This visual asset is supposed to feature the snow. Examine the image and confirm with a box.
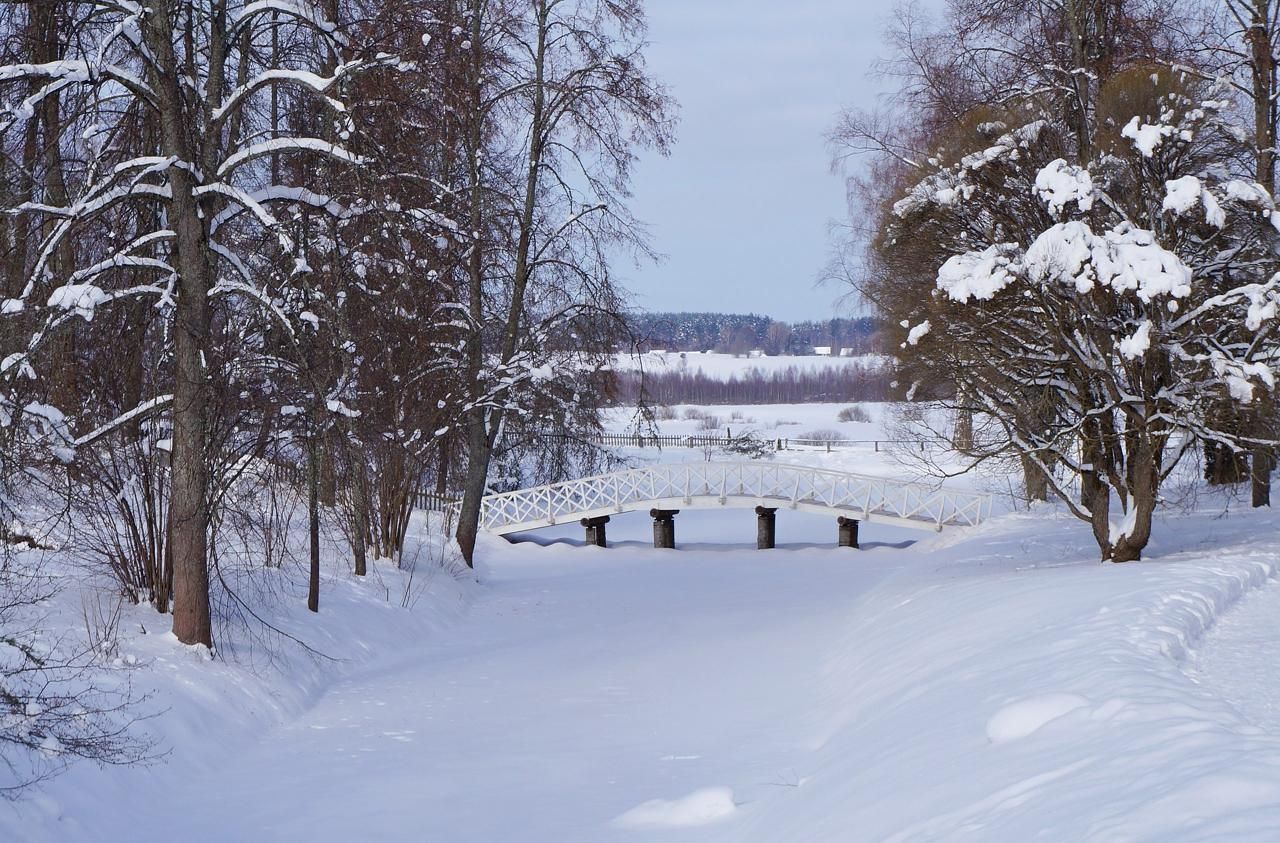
[985,694,1089,743]
[1164,174,1202,214]
[1188,585,1280,732]
[8,407,1280,841]
[1121,116,1175,157]
[1117,319,1153,359]
[905,319,931,346]
[1164,176,1225,227]
[1025,221,1192,300]
[1035,158,1094,214]
[1224,179,1273,206]
[612,786,737,828]
[936,243,1021,302]
[46,283,109,321]
[325,398,360,418]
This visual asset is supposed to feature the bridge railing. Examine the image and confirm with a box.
[472,461,991,534]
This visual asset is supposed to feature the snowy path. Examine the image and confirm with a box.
[1187,577,1280,733]
[22,505,1280,842]
[108,529,902,842]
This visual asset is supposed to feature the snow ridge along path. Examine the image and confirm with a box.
[9,503,1280,841]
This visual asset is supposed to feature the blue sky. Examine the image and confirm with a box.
[619,1,913,322]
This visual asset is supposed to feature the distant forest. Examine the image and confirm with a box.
[614,363,892,406]
[628,312,882,355]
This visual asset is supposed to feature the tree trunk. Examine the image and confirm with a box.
[1254,446,1275,508]
[1109,438,1158,563]
[435,435,450,496]
[347,433,369,576]
[1204,441,1249,485]
[952,405,973,452]
[34,2,77,410]
[1080,424,1113,559]
[307,435,320,612]
[1020,453,1048,503]
[1247,3,1275,508]
[455,408,491,565]
[145,4,212,647]
[455,0,489,568]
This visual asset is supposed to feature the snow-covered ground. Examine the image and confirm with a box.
[605,401,890,439]
[7,406,1280,841]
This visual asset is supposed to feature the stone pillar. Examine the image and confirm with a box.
[837,516,860,549]
[755,506,777,549]
[650,508,679,549]
[581,516,610,548]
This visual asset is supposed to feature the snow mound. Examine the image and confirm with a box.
[986,693,1088,743]
[612,786,737,829]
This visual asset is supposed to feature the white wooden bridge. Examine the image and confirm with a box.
[465,462,991,543]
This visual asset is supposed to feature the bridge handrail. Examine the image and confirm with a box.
[464,461,992,534]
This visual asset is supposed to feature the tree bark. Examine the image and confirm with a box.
[1020,453,1049,503]
[1254,445,1275,507]
[1246,1,1275,507]
[455,0,490,567]
[144,2,212,647]
[455,409,490,565]
[1110,436,1158,563]
[307,435,320,612]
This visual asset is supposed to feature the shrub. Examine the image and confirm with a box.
[837,406,872,423]
[799,428,843,443]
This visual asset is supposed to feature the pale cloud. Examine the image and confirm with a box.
[622,0,921,320]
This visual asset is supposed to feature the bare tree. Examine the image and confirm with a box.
[451,0,674,565]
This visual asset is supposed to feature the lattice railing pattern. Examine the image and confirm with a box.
[467,462,992,535]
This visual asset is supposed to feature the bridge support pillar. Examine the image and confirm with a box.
[838,516,860,549]
[581,516,610,548]
[755,506,777,549]
[650,509,679,549]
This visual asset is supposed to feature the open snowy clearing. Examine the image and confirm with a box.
[7,487,1280,841]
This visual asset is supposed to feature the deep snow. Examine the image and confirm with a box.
[6,416,1280,841]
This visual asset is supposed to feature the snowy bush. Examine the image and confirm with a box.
[837,406,871,423]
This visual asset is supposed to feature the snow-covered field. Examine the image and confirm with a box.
[606,401,889,438]
[6,405,1280,841]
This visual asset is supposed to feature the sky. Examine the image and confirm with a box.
[618,1,914,322]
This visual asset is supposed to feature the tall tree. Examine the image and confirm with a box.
[0,1,386,645]
[451,0,674,565]
[836,1,1280,561]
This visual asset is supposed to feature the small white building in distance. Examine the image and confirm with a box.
[813,346,832,356]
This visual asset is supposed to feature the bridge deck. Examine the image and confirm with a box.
[468,461,991,536]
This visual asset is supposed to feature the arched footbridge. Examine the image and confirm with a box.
[457,462,992,548]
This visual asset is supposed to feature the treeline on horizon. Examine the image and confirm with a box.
[628,312,882,356]
[613,363,892,406]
